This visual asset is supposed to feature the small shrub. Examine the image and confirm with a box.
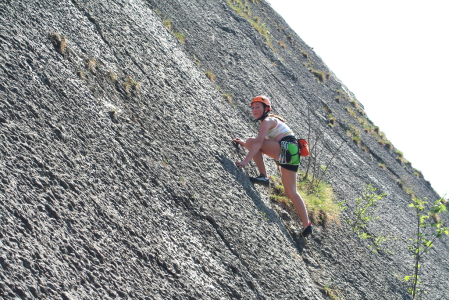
[174,31,186,43]
[396,150,408,165]
[123,76,140,94]
[324,284,342,300]
[228,0,271,46]
[356,116,366,126]
[163,18,172,30]
[86,59,96,71]
[341,184,388,251]
[348,124,362,146]
[400,182,415,198]
[191,55,201,66]
[49,33,69,56]
[345,106,356,117]
[222,92,233,103]
[76,70,85,79]
[349,99,359,109]
[311,69,325,82]
[109,70,117,82]
[385,140,394,150]
[405,198,449,298]
[328,114,336,127]
[205,70,216,82]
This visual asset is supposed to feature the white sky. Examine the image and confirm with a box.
[267,0,449,199]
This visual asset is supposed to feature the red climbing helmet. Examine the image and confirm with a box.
[251,95,272,112]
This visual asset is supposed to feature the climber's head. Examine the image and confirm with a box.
[251,95,271,121]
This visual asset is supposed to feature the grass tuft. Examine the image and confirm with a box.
[310,68,326,82]
[174,31,186,43]
[163,18,172,30]
[270,175,340,225]
[49,33,69,56]
[228,0,272,46]
[222,92,233,104]
[86,59,96,71]
[123,76,140,94]
[205,70,216,82]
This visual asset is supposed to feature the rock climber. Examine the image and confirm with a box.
[233,95,312,237]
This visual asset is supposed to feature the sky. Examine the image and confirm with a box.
[267,0,448,199]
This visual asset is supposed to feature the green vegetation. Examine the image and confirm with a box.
[310,69,326,82]
[191,55,201,66]
[205,70,216,82]
[270,175,340,225]
[163,18,172,30]
[222,92,233,103]
[324,284,343,300]
[328,113,336,127]
[405,197,449,298]
[347,124,362,146]
[123,76,140,94]
[227,0,272,46]
[395,149,410,165]
[398,180,416,198]
[85,59,96,71]
[76,70,85,79]
[48,32,69,56]
[174,31,186,43]
[163,18,186,43]
[109,70,117,82]
[340,184,391,252]
[345,106,356,117]
[413,169,423,178]
[341,185,448,297]
[343,185,385,233]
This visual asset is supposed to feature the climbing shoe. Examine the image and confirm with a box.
[301,222,313,237]
[250,175,270,186]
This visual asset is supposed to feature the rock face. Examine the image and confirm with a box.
[0,0,447,299]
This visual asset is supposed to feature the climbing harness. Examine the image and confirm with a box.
[276,136,300,166]
[277,140,299,164]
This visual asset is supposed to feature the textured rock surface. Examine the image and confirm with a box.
[0,0,447,299]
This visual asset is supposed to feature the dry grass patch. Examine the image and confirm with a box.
[270,175,340,225]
